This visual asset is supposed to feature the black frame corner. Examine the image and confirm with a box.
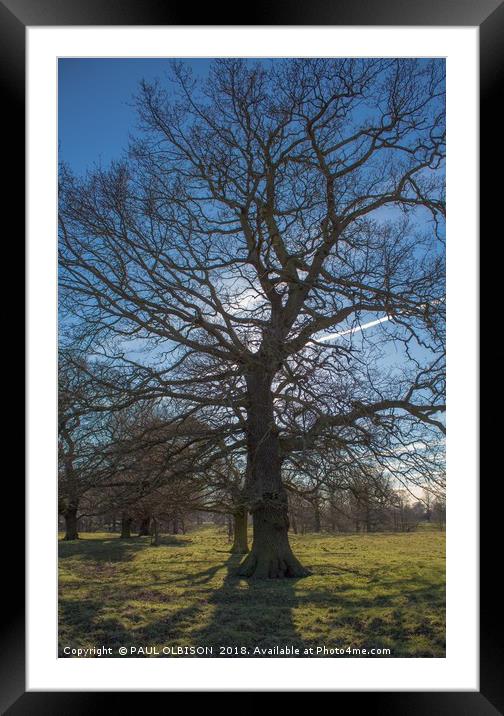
[6,0,500,711]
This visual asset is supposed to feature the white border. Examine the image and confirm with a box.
[27,26,478,691]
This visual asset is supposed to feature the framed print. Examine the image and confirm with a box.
[2,0,499,710]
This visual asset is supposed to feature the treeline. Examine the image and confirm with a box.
[59,349,445,554]
[288,488,445,534]
[59,482,446,544]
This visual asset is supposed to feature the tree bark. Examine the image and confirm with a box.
[138,515,151,536]
[230,508,249,554]
[120,513,132,538]
[63,503,79,541]
[236,369,310,579]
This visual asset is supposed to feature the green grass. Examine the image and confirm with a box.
[59,527,445,658]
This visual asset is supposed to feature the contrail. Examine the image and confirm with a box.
[317,314,392,343]
[316,298,443,344]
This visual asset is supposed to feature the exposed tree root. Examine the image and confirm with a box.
[236,550,311,579]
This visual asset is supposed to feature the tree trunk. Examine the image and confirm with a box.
[150,517,160,546]
[230,508,249,554]
[290,512,298,535]
[138,515,151,536]
[63,503,79,541]
[236,369,310,579]
[120,513,132,538]
[313,500,321,533]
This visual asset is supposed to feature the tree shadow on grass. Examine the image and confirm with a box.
[59,537,148,563]
[158,535,192,547]
[65,554,312,657]
[58,539,445,659]
[58,597,134,656]
[184,554,312,657]
[58,533,191,563]
[185,556,445,658]
[164,562,228,587]
[304,571,445,657]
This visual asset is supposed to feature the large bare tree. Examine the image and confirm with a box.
[59,58,445,577]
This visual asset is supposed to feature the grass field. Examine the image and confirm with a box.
[59,527,445,658]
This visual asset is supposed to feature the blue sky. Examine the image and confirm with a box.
[59,58,213,174]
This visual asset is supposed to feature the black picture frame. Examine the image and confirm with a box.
[3,0,498,710]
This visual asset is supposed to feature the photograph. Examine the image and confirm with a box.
[57,56,446,660]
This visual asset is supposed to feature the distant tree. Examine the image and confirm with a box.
[59,58,445,577]
[432,495,446,530]
[58,351,113,540]
[201,454,250,554]
[98,407,224,536]
[422,487,433,522]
